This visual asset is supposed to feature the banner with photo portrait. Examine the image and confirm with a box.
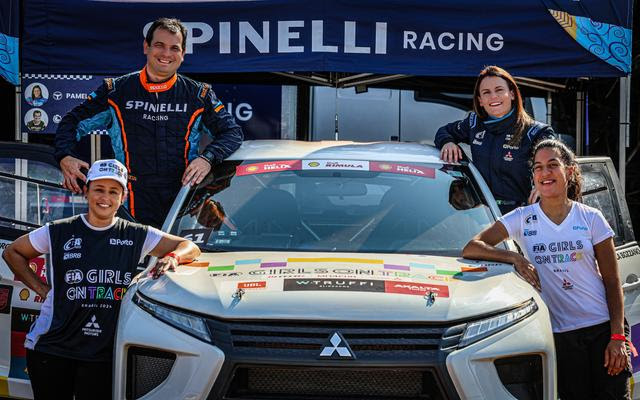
[21,74,107,135]
[21,74,282,139]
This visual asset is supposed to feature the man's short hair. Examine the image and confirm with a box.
[33,110,42,117]
[145,17,187,52]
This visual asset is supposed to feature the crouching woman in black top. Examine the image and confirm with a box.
[2,159,200,399]
[435,65,555,214]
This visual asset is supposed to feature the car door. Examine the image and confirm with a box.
[578,156,640,395]
[0,141,89,399]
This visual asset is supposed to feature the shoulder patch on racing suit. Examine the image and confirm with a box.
[469,112,477,129]
[199,83,210,100]
[104,78,114,92]
[526,122,544,141]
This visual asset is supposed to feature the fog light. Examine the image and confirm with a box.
[495,355,543,400]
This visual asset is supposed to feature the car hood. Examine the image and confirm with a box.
[137,252,535,321]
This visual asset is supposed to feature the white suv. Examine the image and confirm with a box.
[115,140,556,400]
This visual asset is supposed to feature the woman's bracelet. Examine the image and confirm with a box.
[165,252,181,264]
[611,334,638,357]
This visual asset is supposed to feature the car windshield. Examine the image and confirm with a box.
[171,159,495,256]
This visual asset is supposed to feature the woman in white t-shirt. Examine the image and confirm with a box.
[463,139,632,400]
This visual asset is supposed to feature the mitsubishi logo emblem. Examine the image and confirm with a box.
[85,315,100,329]
[318,332,355,359]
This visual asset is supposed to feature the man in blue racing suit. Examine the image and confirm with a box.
[54,18,243,228]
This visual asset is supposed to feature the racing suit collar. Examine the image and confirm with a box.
[484,108,514,124]
[139,66,178,93]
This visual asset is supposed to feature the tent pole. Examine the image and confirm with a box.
[619,76,630,193]
[15,83,25,142]
[575,91,585,155]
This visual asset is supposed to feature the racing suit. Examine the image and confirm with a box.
[54,68,243,227]
[434,110,555,214]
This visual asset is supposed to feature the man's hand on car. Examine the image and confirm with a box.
[60,155,90,193]
[182,157,212,186]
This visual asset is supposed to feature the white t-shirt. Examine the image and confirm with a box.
[499,202,614,333]
[29,215,163,260]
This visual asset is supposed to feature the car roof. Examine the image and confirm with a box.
[228,140,445,164]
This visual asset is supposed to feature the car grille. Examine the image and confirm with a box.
[210,320,466,361]
[126,346,176,399]
[225,366,445,399]
[206,320,465,399]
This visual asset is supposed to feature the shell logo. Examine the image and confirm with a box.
[378,164,392,170]
[19,288,30,301]
[308,162,320,167]
[246,166,259,172]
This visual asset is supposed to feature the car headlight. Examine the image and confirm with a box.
[133,291,212,343]
[459,298,538,348]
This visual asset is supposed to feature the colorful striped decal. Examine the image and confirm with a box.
[235,259,261,265]
[205,258,491,276]
[208,265,234,271]
[287,257,384,264]
[461,266,488,272]
[384,264,410,271]
[409,262,436,269]
[261,262,287,268]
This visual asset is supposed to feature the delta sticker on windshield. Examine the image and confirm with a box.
[236,160,301,176]
[370,162,435,178]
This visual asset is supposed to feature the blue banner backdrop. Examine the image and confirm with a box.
[21,0,632,78]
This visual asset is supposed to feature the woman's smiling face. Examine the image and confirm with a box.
[532,147,572,199]
[477,76,514,118]
[86,179,125,220]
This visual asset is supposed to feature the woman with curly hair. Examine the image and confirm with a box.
[463,139,633,399]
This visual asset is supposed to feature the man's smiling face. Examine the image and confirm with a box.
[143,28,185,81]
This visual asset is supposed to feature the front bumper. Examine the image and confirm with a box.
[114,288,555,400]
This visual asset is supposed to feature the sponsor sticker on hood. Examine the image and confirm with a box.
[205,257,489,283]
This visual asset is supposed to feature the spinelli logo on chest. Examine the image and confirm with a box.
[125,101,188,113]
